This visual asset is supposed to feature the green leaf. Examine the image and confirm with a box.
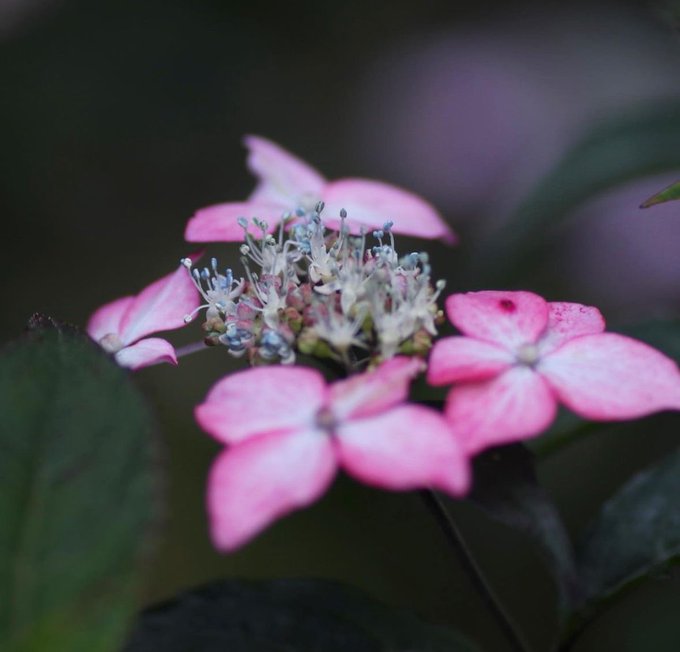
[574,447,680,610]
[478,102,680,278]
[124,579,480,652]
[640,179,680,207]
[0,320,157,652]
[468,445,577,617]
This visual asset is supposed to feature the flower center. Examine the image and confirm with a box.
[315,406,337,433]
[516,343,540,367]
[182,209,444,369]
[99,333,124,354]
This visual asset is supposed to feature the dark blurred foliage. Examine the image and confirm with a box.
[1,1,679,650]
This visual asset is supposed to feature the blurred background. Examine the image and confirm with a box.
[2,0,680,650]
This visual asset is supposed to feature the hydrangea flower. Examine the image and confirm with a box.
[183,211,445,368]
[87,260,200,370]
[184,135,457,244]
[427,290,680,455]
[195,357,470,551]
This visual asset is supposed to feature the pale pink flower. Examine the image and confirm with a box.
[184,135,457,244]
[195,357,469,551]
[427,290,680,455]
[87,261,200,370]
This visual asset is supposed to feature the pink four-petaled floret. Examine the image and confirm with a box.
[427,290,680,455]
[195,356,470,551]
[87,260,200,370]
[184,135,457,244]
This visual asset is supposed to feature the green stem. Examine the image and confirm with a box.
[420,490,533,652]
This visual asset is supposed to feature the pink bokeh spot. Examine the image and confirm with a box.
[195,356,470,551]
[428,290,680,455]
[86,259,200,370]
[184,135,457,244]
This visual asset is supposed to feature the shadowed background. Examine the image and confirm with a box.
[1,0,679,650]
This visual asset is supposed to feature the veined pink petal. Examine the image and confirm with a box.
[195,366,328,445]
[427,336,513,386]
[445,367,557,455]
[118,262,200,345]
[244,134,326,206]
[539,333,680,420]
[321,178,457,243]
[114,337,177,370]
[208,429,337,551]
[539,302,606,355]
[87,296,134,342]
[446,291,549,350]
[335,405,470,496]
[329,356,423,421]
[185,200,284,242]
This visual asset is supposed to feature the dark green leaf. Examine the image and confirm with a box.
[478,102,680,279]
[469,445,577,617]
[574,447,680,609]
[124,579,479,652]
[0,322,157,652]
[640,179,680,207]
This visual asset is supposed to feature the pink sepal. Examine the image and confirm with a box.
[322,178,456,244]
[427,336,513,385]
[185,201,284,242]
[446,291,549,349]
[195,366,327,445]
[118,262,200,345]
[336,405,470,496]
[87,296,134,343]
[445,367,557,455]
[114,337,177,370]
[539,333,680,420]
[207,429,336,551]
[329,356,423,420]
[539,302,606,355]
[244,134,326,205]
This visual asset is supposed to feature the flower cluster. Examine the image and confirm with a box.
[182,206,446,368]
[86,135,680,552]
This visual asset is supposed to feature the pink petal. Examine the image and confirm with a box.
[244,135,326,206]
[321,178,457,243]
[185,200,284,242]
[208,429,337,551]
[539,302,606,355]
[329,356,423,421]
[87,296,134,342]
[335,405,470,496]
[114,337,177,370]
[195,366,328,445]
[539,333,680,420]
[446,291,549,350]
[118,262,200,345]
[445,367,558,455]
[427,336,513,385]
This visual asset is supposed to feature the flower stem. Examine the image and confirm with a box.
[419,490,533,652]
[174,341,210,359]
